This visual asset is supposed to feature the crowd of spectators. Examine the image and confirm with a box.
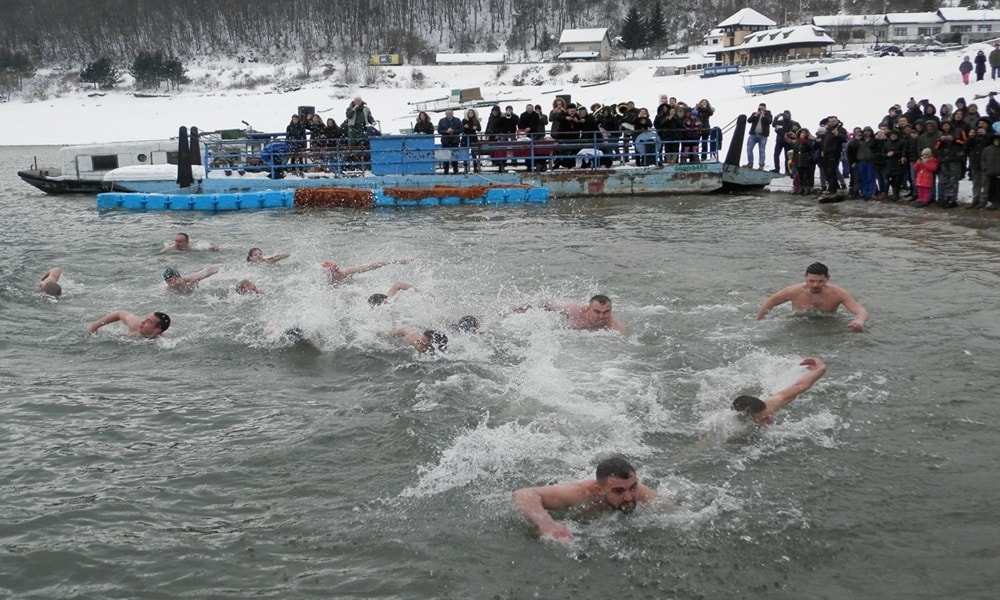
[769,93,1000,209]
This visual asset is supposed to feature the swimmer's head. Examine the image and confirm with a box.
[247,247,263,262]
[236,279,259,294]
[153,311,171,332]
[805,262,829,277]
[41,281,62,297]
[731,395,766,415]
[456,315,480,332]
[595,456,640,513]
[163,267,181,281]
[367,293,389,307]
[422,329,448,353]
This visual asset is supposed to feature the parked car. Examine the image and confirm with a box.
[875,44,904,57]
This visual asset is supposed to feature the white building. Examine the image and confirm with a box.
[557,28,611,60]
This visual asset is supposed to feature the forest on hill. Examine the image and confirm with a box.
[0,0,960,67]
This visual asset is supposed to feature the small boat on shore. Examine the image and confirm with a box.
[742,65,849,95]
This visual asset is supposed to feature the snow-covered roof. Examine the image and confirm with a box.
[884,12,943,25]
[557,51,600,60]
[937,7,1000,22]
[812,15,886,28]
[558,28,608,44]
[718,8,777,29]
[708,25,834,54]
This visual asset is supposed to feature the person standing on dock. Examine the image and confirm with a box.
[346,97,375,147]
[745,102,773,170]
[437,108,463,174]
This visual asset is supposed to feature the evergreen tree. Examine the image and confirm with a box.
[80,57,122,89]
[620,5,648,58]
[648,1,667,56]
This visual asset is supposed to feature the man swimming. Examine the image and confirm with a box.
[731,357,827,426]
[160,232,219,253]
[38,267,63,297]
[757,262,869,331]
[163,266,219,293]
[512,457,657,541]
[88,310,170,339]
[390,327,448,354]
[528,294,627,335]
[323,258,410,283]
[367,281,415,306]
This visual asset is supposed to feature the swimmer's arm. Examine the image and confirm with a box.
[839,292,869,331]
[756,285,796,320]
[189,266,220,282]
[538,299,573,314]
[512,482,593,540]
[41,268,61,282]
[608,316,628,336]
[88,310,130,334]
[763,358,827,414]
[266,253,290,264]
[159,243,176,254]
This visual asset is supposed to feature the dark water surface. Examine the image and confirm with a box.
[2,145,999,599]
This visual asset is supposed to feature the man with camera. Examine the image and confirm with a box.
[745,103,773,170]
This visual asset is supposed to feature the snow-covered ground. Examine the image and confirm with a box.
[3,48,994,169]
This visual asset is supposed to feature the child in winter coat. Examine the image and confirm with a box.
[960,56,974,85]
[914,147,939,205]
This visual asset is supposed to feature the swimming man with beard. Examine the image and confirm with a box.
[512,457,657,541]
[757,262,869,331]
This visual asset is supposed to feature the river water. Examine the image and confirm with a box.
[2,145,999,599]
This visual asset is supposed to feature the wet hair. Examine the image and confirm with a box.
[247,247,262,261]
[367,293,389,307]
[423,329,448,352]
[236,279,257,295]
[283,327,305,343]
[595,457,636,482]
[456,315,480,332]
[177,232,190,243]
[805,262,829,276]
[41,281,62,296]
[154,311,171,332]
[163,267,181,280]
[589,294,612,305]
[732,395,766,414]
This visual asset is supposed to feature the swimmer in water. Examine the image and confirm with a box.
[38,267,63,297]
[160,232,219,253]
[163,266,219,293]
[322,258,410,283]
[731,357,827,426]
[235,279,260,295]
[512,456,658,541]
[390,327,448,354]
[246,247,290,264]
[367,281,416,306]
[757,262,868,331]
[515,294,626,335]
[88,310,170,339]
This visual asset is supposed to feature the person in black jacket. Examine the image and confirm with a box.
[745,103,773,169]
[771,110,799,174]
[437,108,463,174]
[820,116,848,199]
[412,111,435,135]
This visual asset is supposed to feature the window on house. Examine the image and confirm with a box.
[894,27,907,37]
